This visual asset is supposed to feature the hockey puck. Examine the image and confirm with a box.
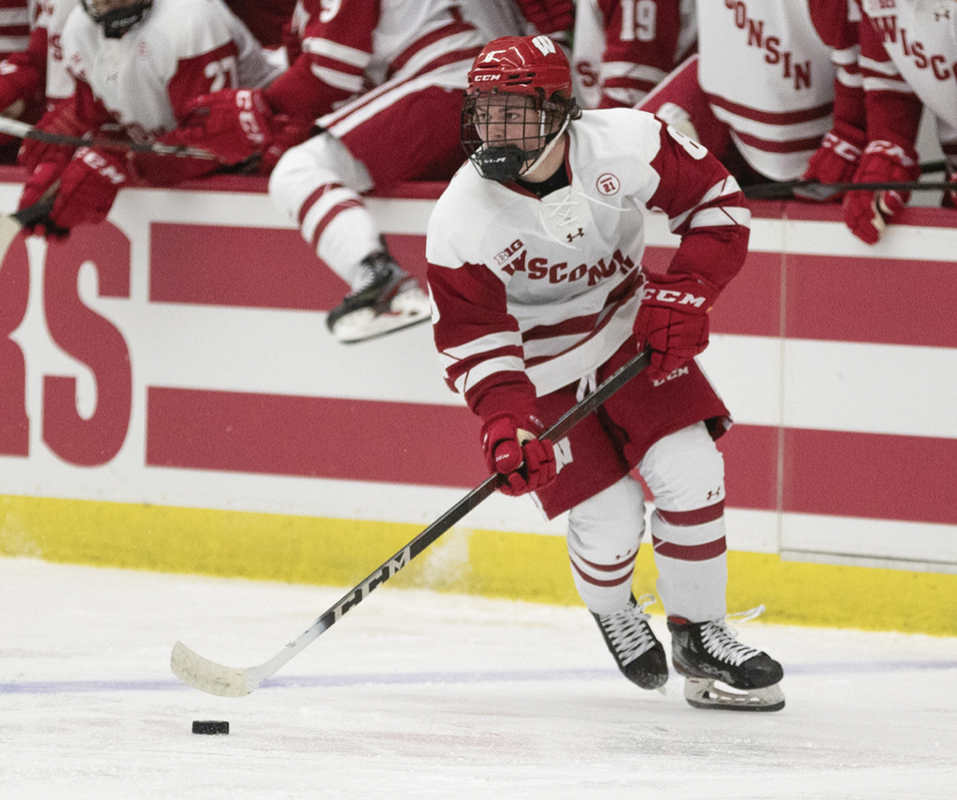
[192,720,229,735]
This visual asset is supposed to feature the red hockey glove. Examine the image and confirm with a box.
[516,0,575,34]
[174,88,274,165]
[258,114,314,175]
[18,97,88,171]
[481,412,557,497]
[800,121,867,198]
[943,171,957,210]
[16,160,67,237]
[42,147,131,233]
[842,140,919,245]
[634,272,719,381]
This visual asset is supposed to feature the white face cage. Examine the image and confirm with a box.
[461,91,577,182]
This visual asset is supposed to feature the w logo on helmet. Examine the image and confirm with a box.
[532,36,557,57]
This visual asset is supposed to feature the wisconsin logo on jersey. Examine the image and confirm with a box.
[500,247,637,286]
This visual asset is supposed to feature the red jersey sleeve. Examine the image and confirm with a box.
[857,6,922,149]
[427,259,539,421]
[645,122,750,291]
[264,0,378,122]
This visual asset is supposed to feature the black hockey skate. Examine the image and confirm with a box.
[668,615,785,712]
[593,595,669,690]
[326,251,430,343]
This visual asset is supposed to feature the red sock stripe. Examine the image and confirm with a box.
[569,558,635,588]
[568,549,635,573]
[309,198,364,253]
[651,535,727,562]
[298,182,343,228]
[655,501,724,526]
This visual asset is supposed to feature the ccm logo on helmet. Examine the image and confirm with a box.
[641,286,708,307]
[474,74,501,81]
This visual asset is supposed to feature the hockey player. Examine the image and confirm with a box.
[838,0,957,243]
[15,0,283,236]
[426,35,785,711]
[635,1,854,184]
[571,0,698,110]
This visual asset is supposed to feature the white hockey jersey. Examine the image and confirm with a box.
[859,0,957,132]
[697,0,837,180]
[61,0,282,136]
[34,0,77,102]
[427,109,750,401]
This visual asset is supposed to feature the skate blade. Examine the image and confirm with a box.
[329,306,430,343]
[683,677,785,712]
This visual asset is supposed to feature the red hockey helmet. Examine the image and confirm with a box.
[462,35,579,182]
[467,35,574,102]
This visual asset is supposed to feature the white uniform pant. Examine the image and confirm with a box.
[566,422,728,621]
[269,133,380,289]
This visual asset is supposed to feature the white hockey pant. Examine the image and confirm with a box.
[567,422,728,622]
[268,132,381,288]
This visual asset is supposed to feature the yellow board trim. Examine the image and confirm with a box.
[2,494,955,636]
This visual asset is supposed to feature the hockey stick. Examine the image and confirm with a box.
[171,348,652,697]
[0,116,218,160]
[743,178,954,201]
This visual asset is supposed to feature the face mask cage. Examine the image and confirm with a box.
[461,90,572,182]
[82,0,152,38]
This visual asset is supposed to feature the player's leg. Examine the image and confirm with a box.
[567,475,669,690]
[640,422,785,711]
[531,381,668,691]
[268,81,463,342]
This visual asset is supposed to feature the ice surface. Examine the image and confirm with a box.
[1,557,956,799]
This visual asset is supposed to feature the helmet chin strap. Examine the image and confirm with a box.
[518,114,571,179]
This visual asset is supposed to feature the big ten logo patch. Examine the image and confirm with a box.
[597,173,620,196]
[494,239,524,266]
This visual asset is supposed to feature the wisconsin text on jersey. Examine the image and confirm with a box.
[724,0,814,89]
[498,246,639,285]
[866,2,957,80]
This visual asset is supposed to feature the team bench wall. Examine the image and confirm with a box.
[1,168,955,585]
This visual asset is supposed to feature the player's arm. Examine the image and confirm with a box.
[634,118,750,379]
[261,0,377,123]
[803,0,867,193]
[842,10,923,244]
[427,258,555,497]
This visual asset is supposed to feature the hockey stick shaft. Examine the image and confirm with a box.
[171,348,651,697]
[744,177,952,201]
[0,115,218,160]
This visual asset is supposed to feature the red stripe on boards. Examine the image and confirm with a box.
[782,427,957,526]
[150,225,428,310]
[785,253,957,348]
[149,223,347,309]
[146,388,486,488]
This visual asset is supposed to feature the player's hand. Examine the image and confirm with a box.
[516,0,575,34]
[38,147,131,234]
[258,114,313,175]
[634,272,719,381]
[799,122,866,200]
[16,160,68,238]
[18,98,86,172]
[481,412,556,497]
[174,88,274,165]
[842,140,919,245]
